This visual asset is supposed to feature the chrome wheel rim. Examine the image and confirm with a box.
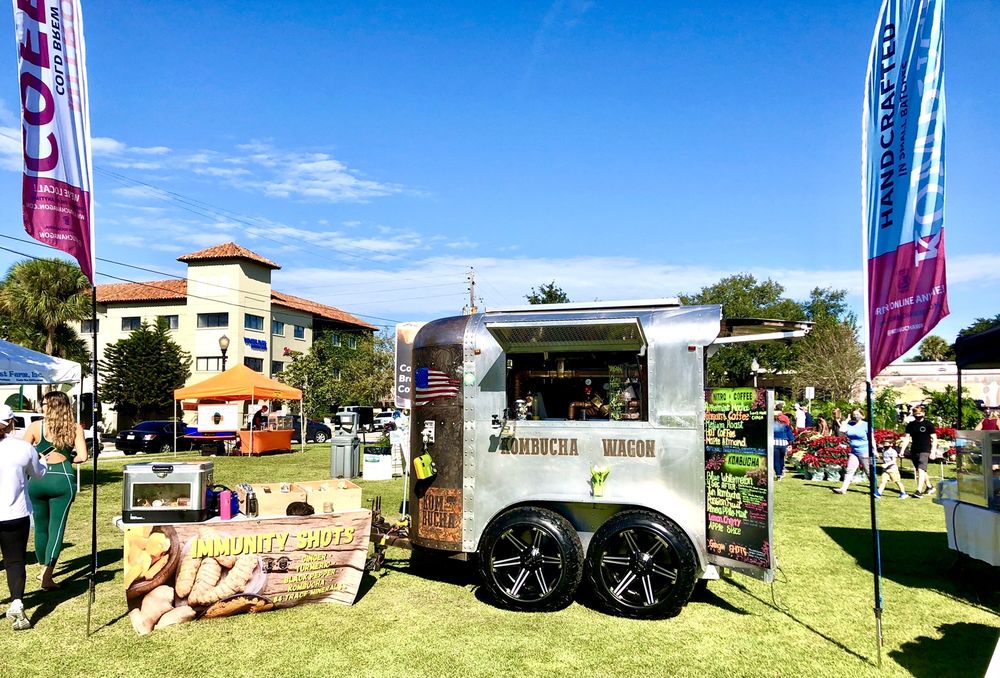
[595,527,679,609]
[489,523,565,602]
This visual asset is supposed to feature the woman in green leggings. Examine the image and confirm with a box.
[25,391,88,590]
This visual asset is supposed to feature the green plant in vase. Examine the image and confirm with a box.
[591,465,610,497]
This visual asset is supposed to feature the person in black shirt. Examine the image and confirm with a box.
[251,404,269,431]
[898,405,937,497]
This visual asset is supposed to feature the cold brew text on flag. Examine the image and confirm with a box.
[13,0,95,283]
[862,0,947,378]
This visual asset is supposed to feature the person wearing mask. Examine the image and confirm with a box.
[0,404,47,630]
[875,439,909,499]
[23,391,88,590]
[772,411,794,480]
[898,405,937,497]
[833,409,875,495]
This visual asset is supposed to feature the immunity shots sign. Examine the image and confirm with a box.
[122,511,371,635]
[704,388,774,581]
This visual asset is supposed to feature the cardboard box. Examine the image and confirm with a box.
[292,479,362,513]
[237,483,307,517]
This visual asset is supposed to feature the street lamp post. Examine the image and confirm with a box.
[751,359,760,388]
[219,334,230,371]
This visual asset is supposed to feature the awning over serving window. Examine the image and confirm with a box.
[485,318,646,353]
[711,318,812,345]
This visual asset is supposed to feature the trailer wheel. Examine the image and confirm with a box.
[586,510,697,619]
[478,507,583,612]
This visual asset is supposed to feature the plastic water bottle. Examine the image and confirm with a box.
[220,490,233,520]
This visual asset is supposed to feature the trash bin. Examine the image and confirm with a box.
[331,433,360,479]
[362,445,393,480]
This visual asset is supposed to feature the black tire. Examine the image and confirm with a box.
[477,506,583,612]
[123,449,137,456]
[313,430,329,444]
[586,510,697,619]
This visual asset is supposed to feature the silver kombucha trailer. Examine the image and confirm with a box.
[406,299,807,618]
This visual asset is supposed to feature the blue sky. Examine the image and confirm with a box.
[0,1,997,352]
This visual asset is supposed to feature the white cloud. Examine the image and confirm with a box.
[91,137,128,155]
[110,185,166,200]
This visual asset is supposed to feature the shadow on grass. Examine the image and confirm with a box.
[889,621,998,678]
[72,466,125,487]
[722,576,876,666]
[821,527,1000,612]
[22,548,121,625]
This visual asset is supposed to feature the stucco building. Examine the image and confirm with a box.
[83,242,375,429]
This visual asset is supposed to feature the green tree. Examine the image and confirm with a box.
[526,281,570,304]
[280,330,392,418]
[957,314,1000,339]
[338,333,394,406]
[872,386,902,431]
[790,320,865,401]
[0,258,91,356]
[100,320,191,427]
[680,274,807,386]
[921,385,982,429]
[908,335,954,362]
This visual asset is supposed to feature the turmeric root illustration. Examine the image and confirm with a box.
[187,557,222,606]
[175,555,202,599]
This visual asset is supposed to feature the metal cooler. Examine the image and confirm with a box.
[122,461,214,523]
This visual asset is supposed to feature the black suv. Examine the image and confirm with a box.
[288,415,333,444]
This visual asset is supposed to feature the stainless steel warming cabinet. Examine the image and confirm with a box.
[122,461,214,523]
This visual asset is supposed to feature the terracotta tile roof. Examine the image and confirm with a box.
[177,242,281,270]
[96,279,187,303]
[271,290,377,330]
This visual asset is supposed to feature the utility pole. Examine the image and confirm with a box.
[463,267,478,315]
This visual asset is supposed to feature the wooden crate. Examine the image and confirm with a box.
[237,483,307,517]
[292,479,363,513]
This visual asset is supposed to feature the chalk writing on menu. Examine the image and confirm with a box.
[704,388,773,574]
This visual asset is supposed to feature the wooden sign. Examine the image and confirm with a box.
[704,388,774,582]
[123,511,372,635]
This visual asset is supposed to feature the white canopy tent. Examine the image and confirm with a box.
[0,339,85,487]
[0,338,82,386]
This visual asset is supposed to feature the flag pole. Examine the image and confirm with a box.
[86,286,98,636]
[865,382,884,667]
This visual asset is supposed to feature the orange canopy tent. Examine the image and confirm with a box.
[174,364,302,401]
[174,365,303,455]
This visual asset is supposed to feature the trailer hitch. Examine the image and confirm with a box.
[366,495,411,572]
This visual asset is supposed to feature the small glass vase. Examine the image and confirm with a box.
[592,481,605,497]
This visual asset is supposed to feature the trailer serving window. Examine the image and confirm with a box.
[487,319,648,422]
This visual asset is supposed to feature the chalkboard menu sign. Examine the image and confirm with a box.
[704,388,774,581]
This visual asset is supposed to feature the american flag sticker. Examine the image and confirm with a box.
[414,367,460,405]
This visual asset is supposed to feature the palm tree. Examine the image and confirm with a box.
[0,258,91,355]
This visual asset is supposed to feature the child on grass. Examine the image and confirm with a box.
[876,439,908,499]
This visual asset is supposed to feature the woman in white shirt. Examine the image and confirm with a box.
[0,404,46,630]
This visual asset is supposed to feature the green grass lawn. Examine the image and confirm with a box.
[2,448,997,678]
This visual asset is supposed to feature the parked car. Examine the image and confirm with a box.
[373,410,398,431]
[116,420,191,455]
[287,415,332,444]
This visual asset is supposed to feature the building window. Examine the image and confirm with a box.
[331,333,341,346]
[272,320,285,336]
[122,317,141,331]
[81,319,99,333]
[244,357,264,372]
[347,335,357,349]
[159,315,179,330]
[245,314,264,331]
[196,357,223,372]
[197,312,229,328]
[294,325,306,339]
[332,368,341,381]
[271,361,283,374]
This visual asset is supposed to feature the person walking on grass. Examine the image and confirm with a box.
[0,404,47,630]
[772,411,794,480]
[875,438,908,499]
[23,391,88,590]
[898,405,937,498]
[833,409,875,495]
